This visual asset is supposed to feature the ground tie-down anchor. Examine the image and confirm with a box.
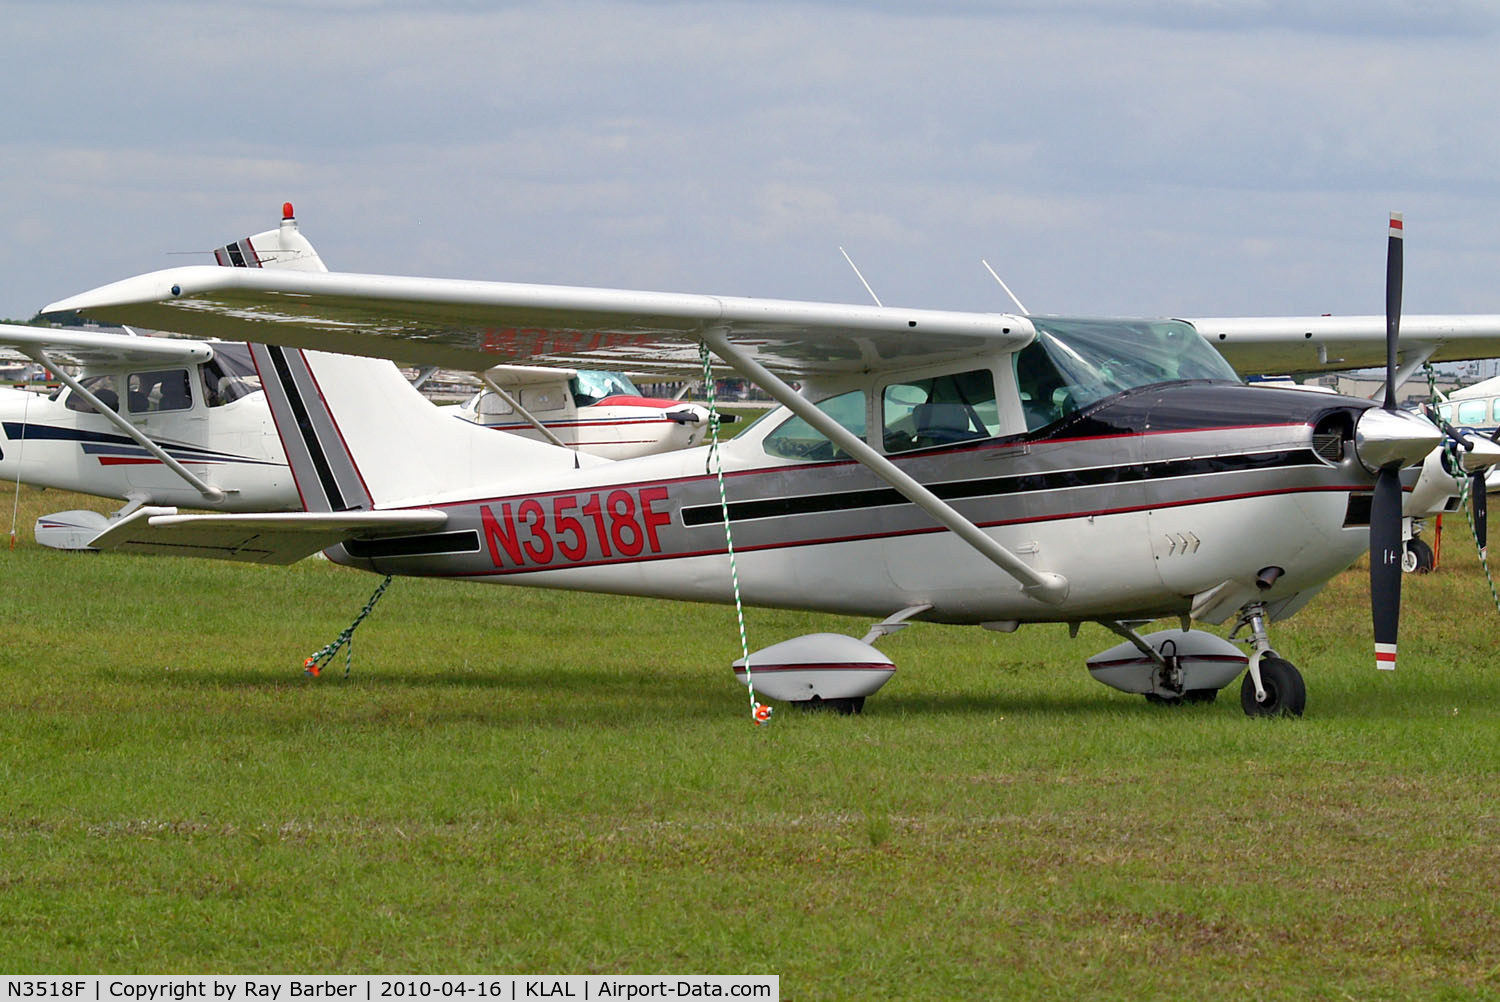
[303,574,395,678]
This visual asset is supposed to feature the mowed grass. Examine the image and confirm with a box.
[4,485,1500,998]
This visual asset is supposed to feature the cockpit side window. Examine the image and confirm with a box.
[882,369,999,453]
[127,369,193,413]
[762,390,867,461]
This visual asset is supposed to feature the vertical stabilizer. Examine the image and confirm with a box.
[222,205,600,511]
[214,202,327,272]
[251,345,603,512]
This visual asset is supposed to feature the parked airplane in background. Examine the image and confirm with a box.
[40,212,1500,717]
[1,208,718,546]
[0,327,296,546]
[450,365,715,460]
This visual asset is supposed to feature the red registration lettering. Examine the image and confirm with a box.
[581,494,612,558]
[553,495,586,561]
[638,486,671,552]
[485,487,671,568]
[480,503,522,566]
[606,489,643,556]
[517,498,553,563]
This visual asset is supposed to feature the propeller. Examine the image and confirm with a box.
[1474,471,1488,558]
[1369,213,1405,671]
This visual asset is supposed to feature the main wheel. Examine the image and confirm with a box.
[1403,538,1434,574]
[1240,657,1306,718]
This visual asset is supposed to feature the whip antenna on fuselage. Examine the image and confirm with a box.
[981,259,1029,315]
[838,246,883,307]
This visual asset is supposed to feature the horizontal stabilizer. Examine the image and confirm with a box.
[89,506,447,564]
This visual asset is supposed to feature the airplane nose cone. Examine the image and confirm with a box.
[1354,408,1443,472]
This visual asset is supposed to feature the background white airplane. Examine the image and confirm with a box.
[447,364,715,460]
[0,328,294,546]
[40,210,1495,719]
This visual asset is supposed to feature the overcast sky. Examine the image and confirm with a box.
[5,0,1500,324]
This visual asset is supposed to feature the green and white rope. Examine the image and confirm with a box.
[303,573,394,678]
[699,341,770,725]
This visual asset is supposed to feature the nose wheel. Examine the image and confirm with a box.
[1230,602,1307,718]
[1239,656,1306,717]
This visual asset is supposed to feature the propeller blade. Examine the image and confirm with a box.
[1384,213,1403,411]
[1371,212,1405,671]
[1473,471,1488,558]
[1371,466,1403,670]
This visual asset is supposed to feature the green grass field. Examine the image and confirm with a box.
[4,485,1500,998]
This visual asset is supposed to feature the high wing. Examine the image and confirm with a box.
[43,266,1034,378]
[484,363,580,386]
[1186,315,1500,376]
[89,507,449,564]
[0,322,215,368]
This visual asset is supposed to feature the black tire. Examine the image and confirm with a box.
[1240,657,1306,718]
[1404,538,1434,574]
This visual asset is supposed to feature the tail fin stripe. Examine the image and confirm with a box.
[263,345,353,511]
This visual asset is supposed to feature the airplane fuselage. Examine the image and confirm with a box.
[328,382,1377,625]
[0,383,294,510]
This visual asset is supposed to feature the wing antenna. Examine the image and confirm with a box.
[981,259,1029,315]
[838,246,883,307]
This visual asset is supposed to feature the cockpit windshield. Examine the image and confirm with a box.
[1014,317,1239,430]
[571,370,642,406]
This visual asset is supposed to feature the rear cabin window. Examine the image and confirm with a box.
[128,369,193,413]
[201,344,262,406]
[762,390,867,461]
[1456,399,1490,425]
[476,391,514,417]
[882,369,999,453]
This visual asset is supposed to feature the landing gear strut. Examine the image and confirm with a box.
[1229,602,1306,717]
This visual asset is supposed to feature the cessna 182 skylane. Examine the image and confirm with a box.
[0,208,712,547]
[42,214,1500,716]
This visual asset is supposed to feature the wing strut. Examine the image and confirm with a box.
[701,329,1069,605]
[477,370,572,451]
[21,348,227,505]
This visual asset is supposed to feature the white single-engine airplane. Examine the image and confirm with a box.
[448,365,714,460]
[0,329,298,546]
[1,207,714,547]
[41,213,1500,717]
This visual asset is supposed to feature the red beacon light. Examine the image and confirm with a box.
[282,202,295,220]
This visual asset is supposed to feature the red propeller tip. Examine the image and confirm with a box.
[1389,213,1403,237]
[1376,643,1397,671]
